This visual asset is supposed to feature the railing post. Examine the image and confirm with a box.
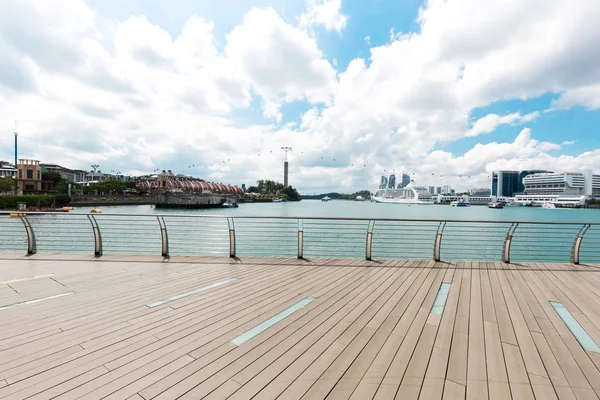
[19,215,36,255]
[87,215,102,257]
[502,223,518,263]
[366,220,375,260]
[298,219,304,259]
[227,218,236,258]
[433,222,446,262]
[158,216,169,257]
[571,224,590,265]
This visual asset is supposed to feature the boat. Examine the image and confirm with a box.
[221,200,239,208]
[321,196,332,202]
[451,199,470,207]
[355,195,366,201]
[90,208,102,213]
[372,181,434,205]
[487,202,504,209]
[542,202,556,209]
[272,199,283,203]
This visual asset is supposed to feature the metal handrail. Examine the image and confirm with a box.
[1,211,598,264]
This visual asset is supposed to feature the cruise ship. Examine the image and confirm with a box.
[372,181,434,204]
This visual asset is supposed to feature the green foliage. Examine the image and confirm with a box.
[0,177,16,193]
[248,180,300,201]
[0,195,71,209]
[301,190,371,200]
[79,179,139,195]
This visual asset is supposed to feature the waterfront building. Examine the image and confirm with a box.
[522,170,600,197]
[388,174,396,189]
[442,185,451,194]
[16,159,42,194]
[491,170,520,197]
[510,169,600,206]
[428,186,435,194]
[469,188,491,196]
[86,170,107,182]
[73,169,88,183]
[0,166,17,178]
[518,170,551,192]
[41,164,75,181]
[435,186,442,194]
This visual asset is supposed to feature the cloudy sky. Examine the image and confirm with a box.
[1,0,600,193]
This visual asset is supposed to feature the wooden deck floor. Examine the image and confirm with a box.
[1,254,600,399]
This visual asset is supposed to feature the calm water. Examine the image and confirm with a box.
[2,201,598,263]
[72,200,600,223]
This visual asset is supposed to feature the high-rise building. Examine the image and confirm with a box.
[388,174,396,189]
[491,170,520,197]
[442,185,451,194]
[435,186,442,194]
[380,175,388,189]
[428,186,435,194]
[400,173,410,188]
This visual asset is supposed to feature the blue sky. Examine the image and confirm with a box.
[1,0,600,192]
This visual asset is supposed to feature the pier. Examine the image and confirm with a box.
[1,254,600,399]
[2,213,600,398]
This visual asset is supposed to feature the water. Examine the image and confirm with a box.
[3,201,600,264]
[71,200,600,223]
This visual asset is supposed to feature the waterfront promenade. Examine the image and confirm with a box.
[1,254,600,399]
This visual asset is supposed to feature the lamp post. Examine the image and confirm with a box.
[14,123,18,194]
[14,124,18,168]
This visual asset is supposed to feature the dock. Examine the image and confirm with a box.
[1,254,600,399]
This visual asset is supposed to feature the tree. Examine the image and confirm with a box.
[0,177,16,193]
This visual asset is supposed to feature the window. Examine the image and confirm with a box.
[19,170,22,178]
[27,169,33,179]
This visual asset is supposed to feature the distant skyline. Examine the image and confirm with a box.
[1,0,600,192]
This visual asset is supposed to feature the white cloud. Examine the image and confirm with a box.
[466,112,540,137]
[552,83,600,110]
[299,0,348,34]
[225,7,337,116]
[562,140,576,145]
[364,36,371,45]
[1,0,600,193]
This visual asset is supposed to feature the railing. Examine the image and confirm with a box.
[0,212,599,264]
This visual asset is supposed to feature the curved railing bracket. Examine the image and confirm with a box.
[19,215,36,255]
[571,224,591,264]
[502,223,519,263]
[87,215,102,257]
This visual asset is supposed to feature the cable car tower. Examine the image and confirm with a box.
[281,147,292,187]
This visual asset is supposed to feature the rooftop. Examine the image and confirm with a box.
[1,254,600,399]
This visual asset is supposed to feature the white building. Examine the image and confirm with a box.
[514,169,600,206]
[0,167,17,178]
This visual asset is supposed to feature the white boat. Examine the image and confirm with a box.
[487,202,504,209]
[451,199,470,207]
[272,198,283,203]
[542,202,556,209]
[221,200,238,208]
[321,196,332,202]
[355,195,366,201]
[372,181,434,205]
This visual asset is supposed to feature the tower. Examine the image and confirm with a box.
[281,147,292,187]
[14,121,18,168]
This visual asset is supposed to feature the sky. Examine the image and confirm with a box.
[1,0,600,194]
